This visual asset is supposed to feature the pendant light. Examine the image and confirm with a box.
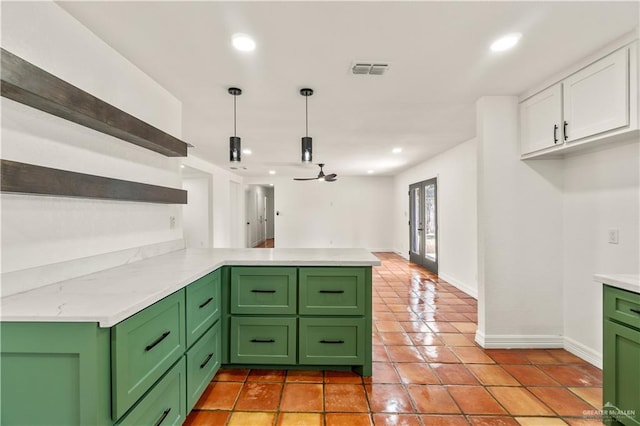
[300,88,313,163]
[229,87,242,162]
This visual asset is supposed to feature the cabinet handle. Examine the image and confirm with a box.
[199,297,214,309]
[251,338,275,343]
[319,290,345,294]
[553,124,558,143]
[251,289,276,293]
[200,353,214,369]
[145,331,171,352]
[320,339,345,344]
[630,308,640,315]
[563,121,568,141]
[154,408,171,426]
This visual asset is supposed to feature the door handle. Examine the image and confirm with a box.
[417,228,424,231]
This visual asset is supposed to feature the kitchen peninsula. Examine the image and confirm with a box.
[1,248,380,426]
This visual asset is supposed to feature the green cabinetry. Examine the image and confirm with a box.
[224,266,372,376]
[0,322,111,426]
[603,285,640,425]
[0,269,222,426]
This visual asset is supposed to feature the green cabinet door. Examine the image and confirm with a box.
[299,317,365,365]
[116,357,187,426]
[186,269,221,348]
[112,290,186,420]
[299,267,365,315]
[186,321,221,411]
[230,267,297,315]
[230,316,296,364]
[0,322,111,426]
[603,319,640,425]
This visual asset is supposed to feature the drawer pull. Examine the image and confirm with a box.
[251,289,276,293]
[199,297,214,309]
[154,408,171,426]
[631,308,640,315]
[319,290,345,294]
[200,353,214,369]
[251,338,275,343]
[320,339,345,344]
[145,331,171,352]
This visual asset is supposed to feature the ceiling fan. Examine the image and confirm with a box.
[293,163,337,182]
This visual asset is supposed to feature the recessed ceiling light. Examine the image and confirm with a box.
[269,183,274,186]
[232,33,256,52]
[392,147,402,154]
[490,33,522,52]
[180,165,185,169]
[242,148,252,155]
[269,170,276,175]
[367,170,374,174]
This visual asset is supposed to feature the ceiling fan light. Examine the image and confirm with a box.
[301,137,313,163]
[229,136,241,162]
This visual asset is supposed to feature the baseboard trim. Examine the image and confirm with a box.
[478,333,564,349]
[438,273,478,299]
[564,336,602,368]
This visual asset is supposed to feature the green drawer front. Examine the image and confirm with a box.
[603,320,640,425]
[116,357,186,426]
[186,269,221,347]
[604,285,640,330]
[231,267,297,315]
[186,321,221,411]
[230,317,296,364]
[299,318,365,365]
[112,291,185,420]
[299,267,365,315]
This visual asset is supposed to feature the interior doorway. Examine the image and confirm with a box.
[245,184,275,248]
[409,177,438,274]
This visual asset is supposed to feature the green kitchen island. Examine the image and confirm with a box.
[0,248,380,426]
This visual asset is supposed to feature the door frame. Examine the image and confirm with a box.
[408,177,438,274]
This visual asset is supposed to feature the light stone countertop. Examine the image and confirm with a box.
[1,248,381,327]
[594,273,640,294]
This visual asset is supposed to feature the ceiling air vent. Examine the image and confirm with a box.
[351,62,390,75]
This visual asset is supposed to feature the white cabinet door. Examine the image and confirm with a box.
[520,83,563,155]
[563,47,629,142]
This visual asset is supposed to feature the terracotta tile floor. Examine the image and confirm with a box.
[185,252,603,426]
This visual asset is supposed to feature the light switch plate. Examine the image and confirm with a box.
[608,228,619,244]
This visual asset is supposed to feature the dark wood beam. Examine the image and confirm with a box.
[1,160,187,204]
[1,48,188,157]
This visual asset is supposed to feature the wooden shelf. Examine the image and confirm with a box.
[1,160,187,204]
[1,48,187,157]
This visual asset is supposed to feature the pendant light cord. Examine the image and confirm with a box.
[305,95,308,137]
[233,94,237,137]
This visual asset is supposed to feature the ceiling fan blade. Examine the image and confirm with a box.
[324,174,337,180]
[293,177,318,181]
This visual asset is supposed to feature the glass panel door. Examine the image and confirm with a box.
[408,178,438,274]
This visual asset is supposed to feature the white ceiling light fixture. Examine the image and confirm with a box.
[367,170,374,174]
[392,147,403,154]
[490,33,522,52]
[269,170,276,175]
[231,33,256,52]
[242,148,252,155]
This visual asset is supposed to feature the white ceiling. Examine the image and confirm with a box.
[58,1,638,178]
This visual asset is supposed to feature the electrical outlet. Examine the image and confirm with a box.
[169,216,176,229]
[608,228,619,244]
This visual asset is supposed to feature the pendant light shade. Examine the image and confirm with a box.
[300,88,313,163]
[228,87,242,163]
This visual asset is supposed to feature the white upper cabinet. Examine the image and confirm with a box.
[520,40,638,159]
[520,83,563,155]
[563,48,629,142]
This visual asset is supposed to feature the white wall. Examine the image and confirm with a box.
[393,138,478,297]
[562,140,640,366]
[182,176,212,248]
[1,2,184,295]
[181,155,243,248]
[247,177,394,251]
[476,96,565,347]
